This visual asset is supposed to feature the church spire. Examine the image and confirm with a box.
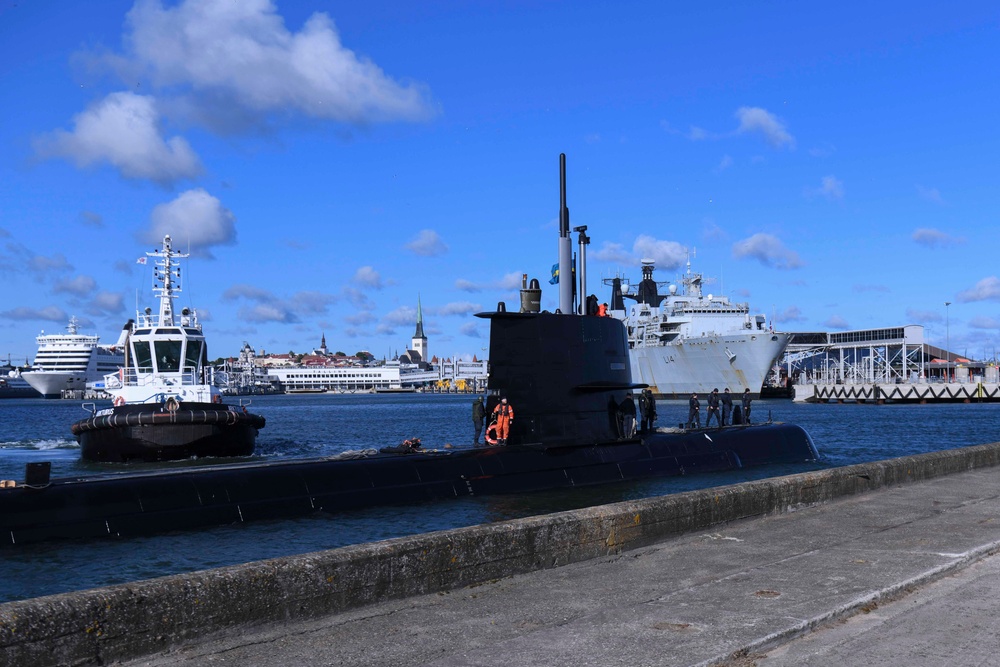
[413,294,425,339]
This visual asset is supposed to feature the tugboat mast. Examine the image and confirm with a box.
[147,235,188,327]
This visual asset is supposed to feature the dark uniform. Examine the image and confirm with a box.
[706,388,721,426]
[742,389,752,424]
[687,393,700,428]
[638,391,649,433]
[721,388,733,426]
[472,398,486,444]
[643,389,657,432]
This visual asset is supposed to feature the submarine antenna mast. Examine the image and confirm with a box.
[558,153,573,315]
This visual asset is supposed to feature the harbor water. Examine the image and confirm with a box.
[3,393,1000,603]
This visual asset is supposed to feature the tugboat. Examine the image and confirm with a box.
[70,235,265,462]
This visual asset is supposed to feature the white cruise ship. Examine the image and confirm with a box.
[606,259,789,399]
[21,317,128,398]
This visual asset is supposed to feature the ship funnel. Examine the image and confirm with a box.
[520,277,542,313]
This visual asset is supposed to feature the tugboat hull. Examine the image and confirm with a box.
[71,403,265,462]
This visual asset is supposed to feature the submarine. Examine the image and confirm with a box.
[0,154,818,546]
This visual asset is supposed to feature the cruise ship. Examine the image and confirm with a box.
[21,317,128,398]
[606,259,789,399]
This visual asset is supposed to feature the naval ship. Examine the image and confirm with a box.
[606,259,789,399]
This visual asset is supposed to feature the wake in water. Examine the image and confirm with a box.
[0,438,79,451]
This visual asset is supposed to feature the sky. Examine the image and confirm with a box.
[2,0,1000,366]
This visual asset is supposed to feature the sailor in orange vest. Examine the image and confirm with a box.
[597,302,608,317]
[492,397,514,445]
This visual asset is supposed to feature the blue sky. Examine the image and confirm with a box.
[2,1,999,365]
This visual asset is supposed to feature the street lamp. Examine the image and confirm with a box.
[945,301,951,382]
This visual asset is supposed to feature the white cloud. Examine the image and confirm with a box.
[88,291,126,315]
[777,306,805,323]
[806,175,844,201]
[732,233,803,270]
[459,321,481,338]
[405,229,448,257]
[291,291,335,315]
[957,276,1000,302]
[53,275,97,297]
[0,305,68,322]
[341,286,374,311]
[688,126,708,141]
[383,305,417,327]
[912,227,964,249]
[852,284,889,293]
[593,236,686,270]
[823,315,850,330]
[108,0,435,132]
[455,279,480,292]
[634,235,687,269]
[35,92,201,185]
[138,189,236,258]
[592,241,634,264]
[221,283,313,323]
[969,316,1000,330]
[432,301,481,317]
[715,155,733,172]
[905,308,943,323]
[353,266,384,289]
[28,252,72,276]
[735,107,794,148]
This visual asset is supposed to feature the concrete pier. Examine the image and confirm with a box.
[6,442,1000,666]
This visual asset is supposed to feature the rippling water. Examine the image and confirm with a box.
[2,394,1000,603]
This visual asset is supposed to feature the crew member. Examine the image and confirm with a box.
[597,302,608,317]
[687,393,700,428]
[742,388,752,424]
[620,393,637,438]
[493,397,514,445]
[721,388,733,426]
[643,388,657,433]
[638,390,649,433]
[706,388,721,426]
[472,397,486,445]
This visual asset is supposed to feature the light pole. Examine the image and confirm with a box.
[945,301,951,382]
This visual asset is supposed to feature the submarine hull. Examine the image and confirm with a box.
[0,423,816,546]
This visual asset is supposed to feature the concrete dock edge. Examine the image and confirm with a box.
[4,440,1000,666]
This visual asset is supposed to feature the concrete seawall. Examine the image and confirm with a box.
[5,441,1000,666]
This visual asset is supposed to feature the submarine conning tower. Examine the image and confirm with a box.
[476,153,642,446]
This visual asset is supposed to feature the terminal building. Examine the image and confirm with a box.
[778,325,999,403]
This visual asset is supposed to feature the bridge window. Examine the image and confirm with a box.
[154,340,183,372]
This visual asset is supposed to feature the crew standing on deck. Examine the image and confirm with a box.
[687,392,700,428]
[638,390,649,433]
[472,397,486,445]
[620,393,637,438]
[643,388,657,432]
[706,388,721,426]
[597,302,608,317]
[493,397,514,445]
[742,388,752,424]
[721,388,733,426]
